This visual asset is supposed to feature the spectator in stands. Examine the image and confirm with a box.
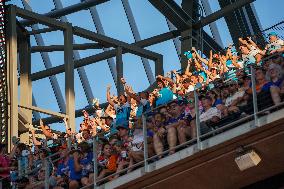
[97,143,117,180]
[0,144,12,187]
[264,32,284,55]
[155,76,174,106]
[107,84,131,128]
[266,63,283,87]
[199,96,222,124]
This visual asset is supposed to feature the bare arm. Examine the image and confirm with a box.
[31,129,42,146]
[124,84,140,103]
[39,119,53,139]
[106,85,116,107]
[192,47,209,65]
[73,152,83,172]
[157,75,175,87]
[231,55,241,69]
[185,60,193,77]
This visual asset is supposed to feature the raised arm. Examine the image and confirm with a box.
[157,75,175,87]
[31,129,42,146]
[231,55,241,69]
[192,47,209,65]
[185,60,193,77]
[124,84,140,103]
[39,119,53,139]
[106,85,116,107]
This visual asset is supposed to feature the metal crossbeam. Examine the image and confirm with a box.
[53,0,95,106]
[201,0,224,48]
[72,26,161,60]
[15,5,66,29]
[193,0,255,29]
[21,0,66,113]
[31,0,253,81]
[31,43,108,52]
[148,0,191,30]
[18,104,68,118]
[121,0,155,84]
[20,0,110,26]
[85,2,118,88]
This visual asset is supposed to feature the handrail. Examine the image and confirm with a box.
[80,53,284,188]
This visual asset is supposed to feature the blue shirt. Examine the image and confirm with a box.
[156,87,173,106]
[114,102,131,126]
[213,99,223,107]
[56,162,68,177]
[80,152,93,177]
[136,99,151,118]
[68,157,82,181]
[267,79,283,88]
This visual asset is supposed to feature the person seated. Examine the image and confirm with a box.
[97,143,118,181]
[164,101,196,154]
[242,67,281,114]
[78,142,94,187]
[266,63,283,88]
[206,89,228,116]
[152,112,167,158]
[199,96,222,124]
[263,32,284,55]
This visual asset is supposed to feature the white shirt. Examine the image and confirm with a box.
[131,129,144,152]
[265,39,284,52]
[225,91,245,107]
[199,107,221,122]
[185,85,195,93]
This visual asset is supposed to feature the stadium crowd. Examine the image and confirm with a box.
[0,32,284,189]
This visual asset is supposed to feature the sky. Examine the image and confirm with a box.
[7,0,284,132]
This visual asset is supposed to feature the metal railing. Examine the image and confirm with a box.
[80,53,284,188]
[3,53,283,189]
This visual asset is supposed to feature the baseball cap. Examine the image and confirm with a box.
[268,32,277,37]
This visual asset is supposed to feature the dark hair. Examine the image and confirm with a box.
[17,143,27,152]
[78,142,90,153]
[119,94,127,101]
[102,143,111,151]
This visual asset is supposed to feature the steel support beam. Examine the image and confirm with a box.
[148,0,191,30]
[180,0,196,71]
[72,26,161,60]
[6,6,18,152]
[31,0,253,81]
[32,95,41,120]
[19,33,32,145]
[21,0,110,26]
[18,104,68,118]
[27,27,59,35]
[15,6,66,29]
[201,0,224,48]
[21,1,66,113]
[166,19,181,60]
[121,0,155,84]
[116,47,124,95]
[85,2,118,87]
[193,0,255,29]
[53,0,94,105]
[31,43,107,52]
[64,24,76,132]
[155,56,164,76]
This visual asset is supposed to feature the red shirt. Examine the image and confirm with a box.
[0,155,11,178]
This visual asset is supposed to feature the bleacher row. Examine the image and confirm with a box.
[0,30,284,189]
